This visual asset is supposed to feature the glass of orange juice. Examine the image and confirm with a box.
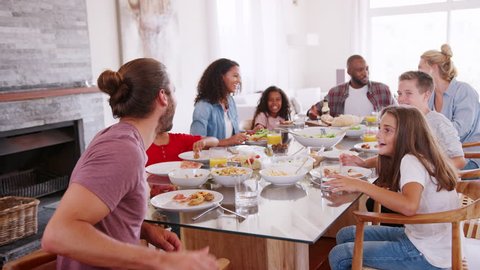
[208,147,228,168]
[267,132,282,146]
[364,112,378,125]
[363,133,377,142]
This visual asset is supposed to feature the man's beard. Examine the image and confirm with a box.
[351,76,368,87]
[156,100,176,133]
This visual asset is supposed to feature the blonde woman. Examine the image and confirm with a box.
[419,44,480,169]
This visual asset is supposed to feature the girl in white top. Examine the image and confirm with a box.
[328,106,460,270]
[252,86,291,131]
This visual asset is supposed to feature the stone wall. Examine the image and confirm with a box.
[0,91,105,147]
[0,0,92,91]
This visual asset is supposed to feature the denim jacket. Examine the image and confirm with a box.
[190,95,240,139]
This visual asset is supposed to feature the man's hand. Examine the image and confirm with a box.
[156,247,219,270]
[141,222,182,251]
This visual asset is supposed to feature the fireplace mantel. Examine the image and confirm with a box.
[0,87,100,102]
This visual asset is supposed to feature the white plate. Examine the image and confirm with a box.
[354,142,379,153]
[321,150,359,160]
[244,140,267,146]
[178,150,234,163]
[150,190,223,212]
[146,162,183,176]
[310,165,372,179]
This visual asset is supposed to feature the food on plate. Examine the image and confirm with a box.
[229,155,262,169]
[271,143,289,154]
[180,161,203,169]
[280,120,294,125]
[172,191,215,206]
[173,193,187,202]
[212,166,249,176]
[331,114,363,127]
[193,151,200,159]
[349,125,362,130]
[361,143,378,150]
[246,128,269,141]
[323,167,364,178]
[301,133,336,139]
[320,114,334,125]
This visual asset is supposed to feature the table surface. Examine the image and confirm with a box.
[145,134,377,244]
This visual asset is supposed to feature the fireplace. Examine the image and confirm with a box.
[0,120,83,197]
[0,88,106,198]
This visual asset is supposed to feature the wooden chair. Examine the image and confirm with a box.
[2,249,56,270]
[351,180,480,270]
[4,240,230,270]
[463,141,480,159]
[459,141,480,180]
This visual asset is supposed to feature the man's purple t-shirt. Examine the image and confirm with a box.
[57,122,147,270]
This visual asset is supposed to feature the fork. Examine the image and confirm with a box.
[218,204,247,219]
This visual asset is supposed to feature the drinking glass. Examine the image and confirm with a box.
[363,112,378,142]
[293,114,306,129]
[234,177,258,208]
[267,132,282,146]
[209,147,228,168]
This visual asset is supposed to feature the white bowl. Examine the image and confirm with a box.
[292,127,345,148]
[260,165,309,186]
[210,167,253,187]
[269,155,315,171]
[168,168,210,188]
[345,124,366,137]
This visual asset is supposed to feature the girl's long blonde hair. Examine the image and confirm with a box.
[376,106,457,192]
[421,44,458,82]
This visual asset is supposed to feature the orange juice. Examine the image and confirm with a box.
[363,133,377,142]
[267,133,282,145]
[209,157,228,168]
[365,115,377,123]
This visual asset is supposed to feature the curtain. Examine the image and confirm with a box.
[210,0,289,94]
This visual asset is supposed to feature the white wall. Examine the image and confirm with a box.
[84,0,353,132]
[304,0,353,93]
[85,0,121,127]
[171,0,211,133]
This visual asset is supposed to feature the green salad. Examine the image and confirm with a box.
[349,125,362,130]
[302,133,336,139]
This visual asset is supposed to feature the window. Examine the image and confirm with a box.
[366,0,480,95]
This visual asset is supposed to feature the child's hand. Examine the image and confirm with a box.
[253,124,265,132]
[339,154,366,167]
[327,174,367,194]
[193,140,206,154]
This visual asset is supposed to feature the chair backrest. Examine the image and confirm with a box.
[2,249,56,270]
[354,180,480,270]
[463,141,480,159]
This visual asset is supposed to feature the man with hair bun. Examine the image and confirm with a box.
[420,44,480,169]
[42,58,218,270]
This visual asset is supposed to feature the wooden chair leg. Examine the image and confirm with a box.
[352,222,365,270]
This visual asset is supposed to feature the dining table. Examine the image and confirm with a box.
[145,131,377,270]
